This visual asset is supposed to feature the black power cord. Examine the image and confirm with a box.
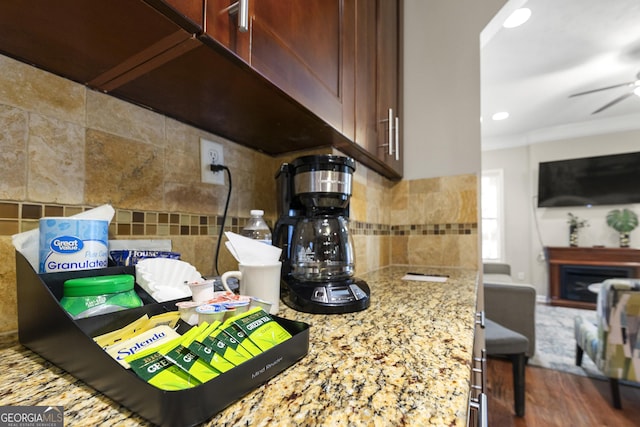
[211,164,232,276]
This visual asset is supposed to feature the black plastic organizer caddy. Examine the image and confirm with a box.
[15,251,310,427]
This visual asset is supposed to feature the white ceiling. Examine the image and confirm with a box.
[481,0,640,151]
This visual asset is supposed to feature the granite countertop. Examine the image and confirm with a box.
[0,266,478,426]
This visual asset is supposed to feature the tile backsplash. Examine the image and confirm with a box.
[0,53,477,333]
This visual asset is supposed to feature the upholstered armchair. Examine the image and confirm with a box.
[483,262,513,283]
[483,263,537,358]
[483,263,537,417]
[574,278,640,409]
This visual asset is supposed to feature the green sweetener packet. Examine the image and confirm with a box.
[125,343,200,391]
[184,323,235,373]
[231,307,293,351]
[200,322,252,366]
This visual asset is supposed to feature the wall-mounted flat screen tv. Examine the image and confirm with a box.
[537,151,640,207]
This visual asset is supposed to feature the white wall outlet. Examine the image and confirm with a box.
[200,138,225,185]
[517,272,525,281]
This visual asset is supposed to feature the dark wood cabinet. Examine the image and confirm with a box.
[354,0,378,153]
[0,0,201,88]
[376,0,402,175]
[204,0,352,135]
[252,0,350,134]
[108,40,347,156]
[351,0,402,176]
[0,0,402,180]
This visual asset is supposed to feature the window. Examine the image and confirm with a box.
[481,169,504,262]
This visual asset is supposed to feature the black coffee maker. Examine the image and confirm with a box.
[274,155,370,314]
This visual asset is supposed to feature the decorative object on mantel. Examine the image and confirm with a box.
[567,213,588,247]
[606,208,638,248]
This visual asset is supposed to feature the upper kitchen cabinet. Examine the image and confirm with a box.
[376,0,402,176]
[349,0,402,176]
[0,0,203,88]
[203,0,354,137]
[107,38,349,155]
[0,1,401,180]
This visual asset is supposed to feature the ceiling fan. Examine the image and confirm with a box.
[569,70,640,114]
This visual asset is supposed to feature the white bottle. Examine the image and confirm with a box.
[241,210,272,245]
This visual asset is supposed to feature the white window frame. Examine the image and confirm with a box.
[481,169,505,263]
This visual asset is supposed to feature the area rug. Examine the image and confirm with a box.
[529,303,604,378]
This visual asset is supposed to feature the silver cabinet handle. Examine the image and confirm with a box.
[388,108,393,156]
[475,310,485,329]
[469,391,487,427]
[226,0,249,32]
[471,348,486,396]
[477,393,488,427]
[480,348,487,394]
[394,115,399,161]
[379,108,399,160]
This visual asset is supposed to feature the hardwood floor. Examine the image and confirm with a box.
[487,357,640,426]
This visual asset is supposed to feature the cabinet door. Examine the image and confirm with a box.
[354,0,378,151]
[376,0,402,175]
[252,0,345,131]
[352,0,402,177]
[204,0,348,133]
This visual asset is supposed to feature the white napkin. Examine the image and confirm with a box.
[11,204,115,271]
[224,231,281,264]
[225,241,240,262]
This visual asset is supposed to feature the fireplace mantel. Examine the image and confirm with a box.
[546,246,640,309]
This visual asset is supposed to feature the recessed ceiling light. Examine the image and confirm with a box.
[492,112,510,121]
[503,8,531,28]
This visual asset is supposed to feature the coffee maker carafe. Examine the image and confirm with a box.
[274,155,370,314]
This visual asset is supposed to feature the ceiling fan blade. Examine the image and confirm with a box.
[591,92,635,114]
[569,81,634,97]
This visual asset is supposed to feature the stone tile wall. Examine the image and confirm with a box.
[0,54,477,333]
[389,175,479,268]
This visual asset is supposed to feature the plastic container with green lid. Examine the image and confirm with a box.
[60,274,143,319]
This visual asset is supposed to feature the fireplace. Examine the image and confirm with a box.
[559,265,634,304]
[547,247,640,309]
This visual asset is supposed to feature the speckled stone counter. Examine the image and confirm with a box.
[0,266,478,426]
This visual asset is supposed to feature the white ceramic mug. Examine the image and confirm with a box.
[221,262,281,314]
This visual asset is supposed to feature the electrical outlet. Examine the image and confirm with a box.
[200,138,225,185]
